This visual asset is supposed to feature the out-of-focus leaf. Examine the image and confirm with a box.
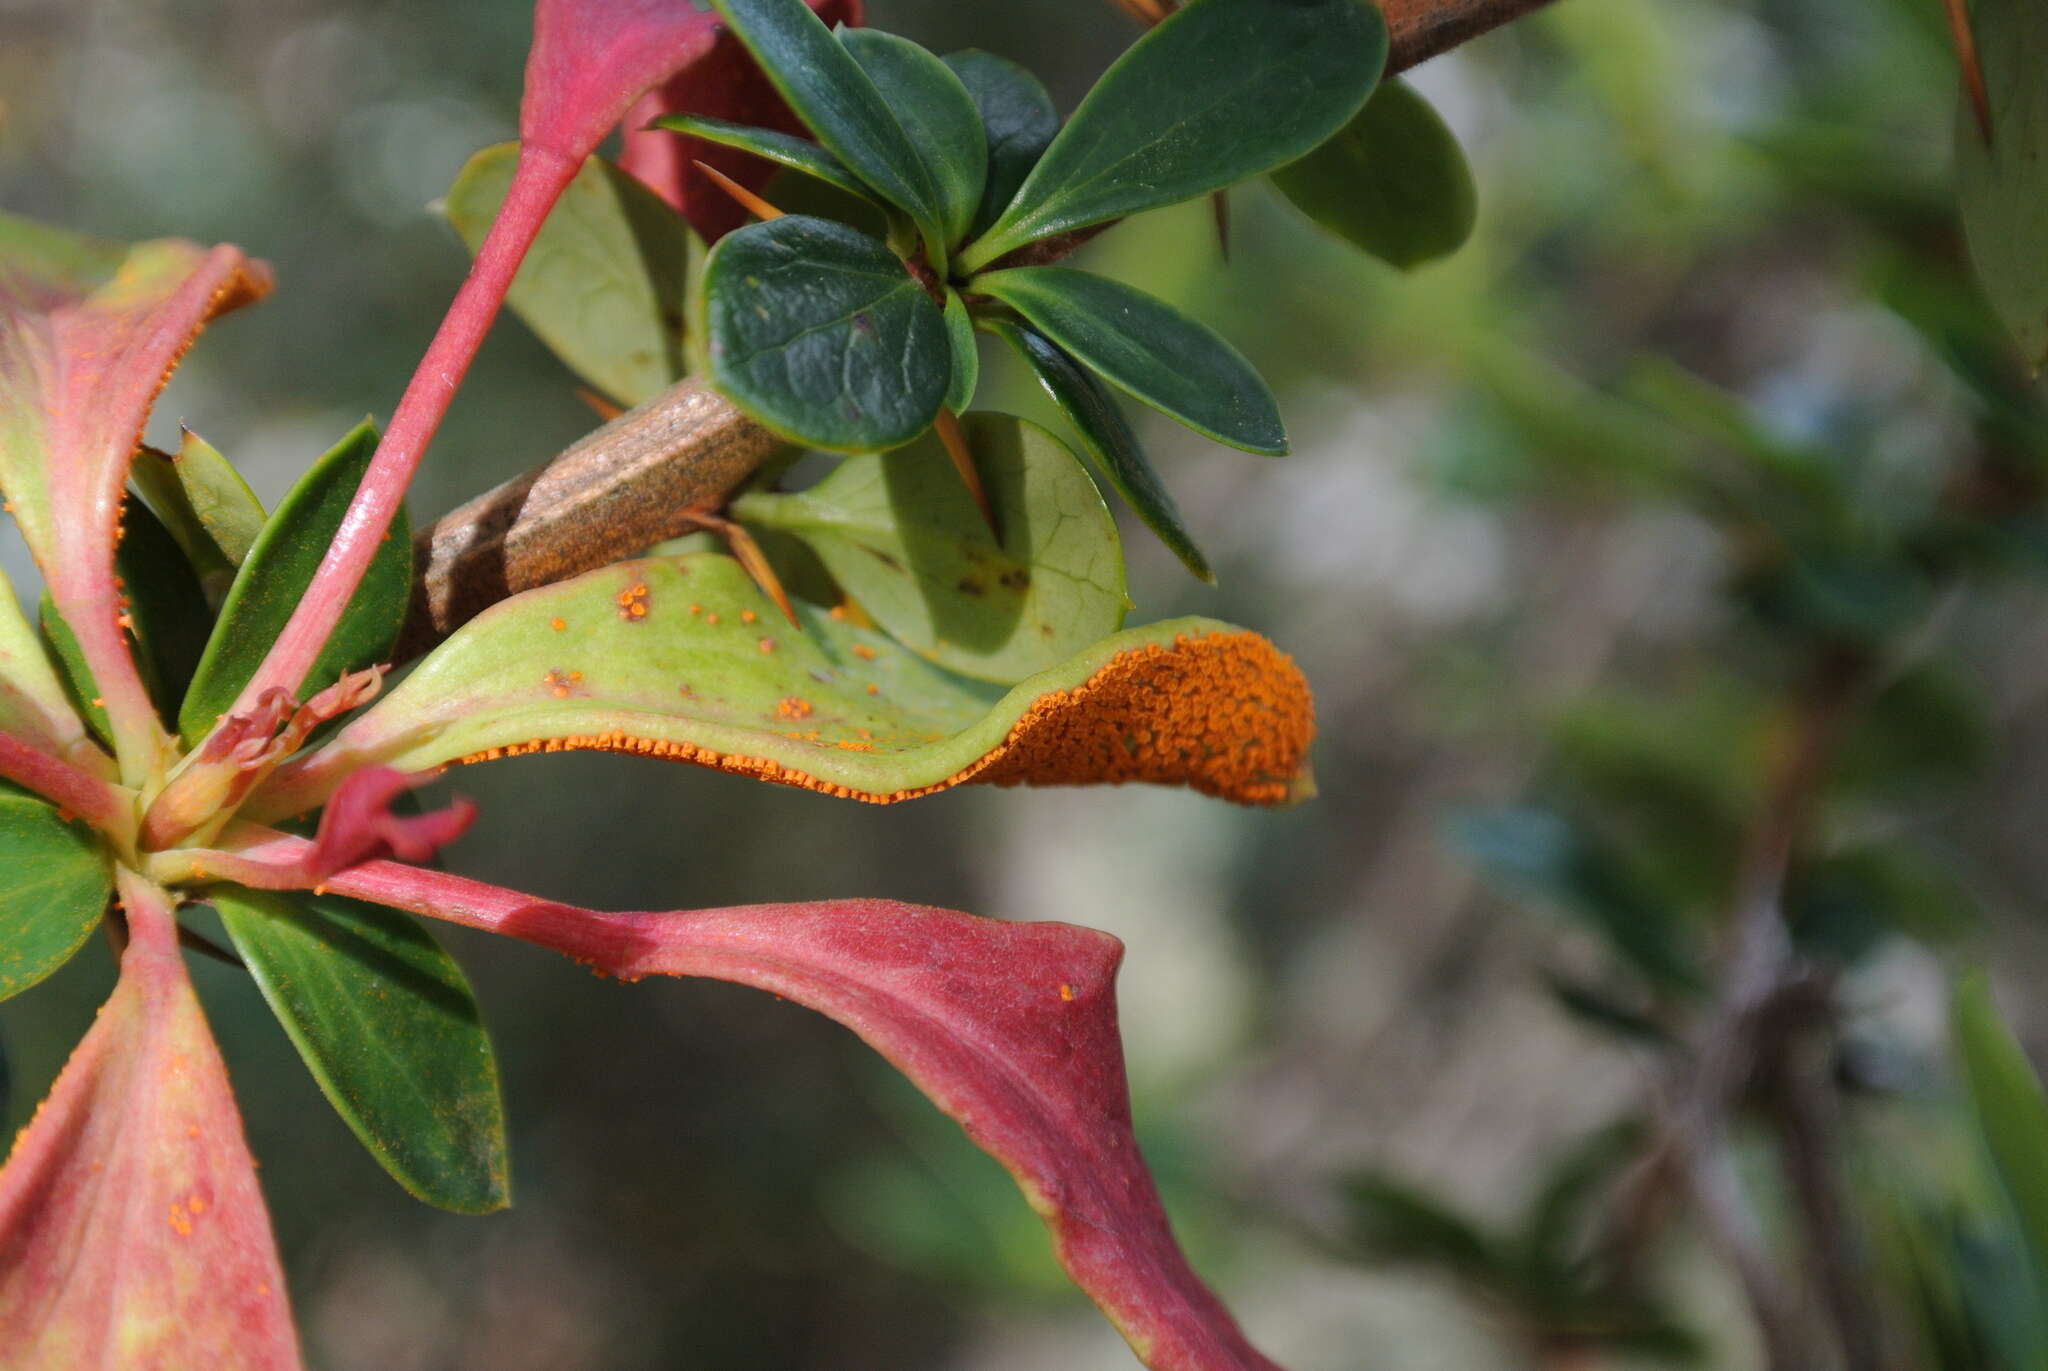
[1954,975,2048,1284]
[942,50,1059,239]
[248,553,1316,818]
[0,880,300,1369]
[960,0,1386,270]
[841,28,985,248]
[1790,846,1977,964]
[1450,807,1703,993]
[1544,976,1674,1047]
[1834,665,1992,799]
[651,114,876,204]
[180,422,412,744]
[0,780,110,1001]
[987,315,1213,582]
[942,288,979,414]
[1955,0,2048,371]
[443,144,694,408]
[700,216,949,452]
[974,267,1285,454]
[734,413,1127,683]
[1341,1173,1499,1279]
[212,886,509,1214]
[1270,77,1476,270]
[1517,1120,1644,1285]
[710,0,947,258]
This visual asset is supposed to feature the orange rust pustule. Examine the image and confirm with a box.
[450,632,1315,807]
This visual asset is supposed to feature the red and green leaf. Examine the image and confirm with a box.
[246,552,1314,819]
[0,872,300,1371]
[169,839,1285,1371]
[0,212,269,778]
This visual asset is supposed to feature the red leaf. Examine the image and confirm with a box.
[617,0,864,242]
[0,872,300,1371]
[0,216,270,774]
[307,766,477,880]
[183,831,1286,1371]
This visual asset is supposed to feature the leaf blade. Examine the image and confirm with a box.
[960,0,1386,269]
[985,316,1213,582]
[975,267,1286,454]
[651,114,877,204]
[1955,0,2048,371]
[1270,77,1476,270]
[841,28,986,248]
[179,421,414,744]
[736,413,1127,682]
[942,288,979,413]
[700,216,949,453]
[942,50,1060,240]
[0,780,111,1001]
[212,886,510,1214]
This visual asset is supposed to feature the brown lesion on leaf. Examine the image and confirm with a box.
[451,630,1315,807]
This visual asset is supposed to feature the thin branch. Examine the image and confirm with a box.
[397,0,1556,651]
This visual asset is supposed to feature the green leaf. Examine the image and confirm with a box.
[942,288,978,414]
[985,316,1212,582]
[700,216,949,453]
[1342,1172,1499,1278]
[958,0,1386,271]
[1450,807,1703,994]
[942,50,1059,240]
[0,564,94,762]
[1955,0,2048,371]
[650,114,877,205]
[734,413,1127,683]
[179,421,413,744]
[248,553,1316,816]
[709,0,947,260]
[211,886,509,1214]
[0,780,111,1001]
[974,267,1285,454]
[1954,974,2048,1283]
[1270,77,1476,270]
[131,428,265,572]
[443,144,694,408]
[841,29,985,249]
[38,596,110,749]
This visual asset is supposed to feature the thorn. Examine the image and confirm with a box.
[1108,0,1171,24]
[684,507,801,628]
[1211,189,1231,262]
[575,387,624,422]
[1946,0,1993,145]
[694,160,785,221]
[934,407,997,535]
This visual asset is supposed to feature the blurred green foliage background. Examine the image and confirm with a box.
[5,0,2046,1367]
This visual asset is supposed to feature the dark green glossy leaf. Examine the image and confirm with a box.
[700,216,948,453]
[179,421,413,743]
[841,29,985,248]
[1450,807,1703,993]
[1954,975,2048,1282]
[985,316,1212,582]
[117,496,213,726]
[443,144,694,408]
[734,412,1127,683]
[975,266,1284,454]
[1270,77,1476,270]
[212,886,509,1213]
[959,0,1386,270]
[710,0,946,259]
[651,114,876,205]
[942,50,1059,240]
[1956,0,2048,371]
[942,289,978,414]
[0,779,110,1001]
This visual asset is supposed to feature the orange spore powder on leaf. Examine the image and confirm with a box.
[452,632,1313,806]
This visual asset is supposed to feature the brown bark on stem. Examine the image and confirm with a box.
[400,0,1556,651]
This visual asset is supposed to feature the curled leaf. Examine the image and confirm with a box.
[248,553,1314,819]
[176,843,1287,1371]
[0,874,300,1371]
[307,766,478,882]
